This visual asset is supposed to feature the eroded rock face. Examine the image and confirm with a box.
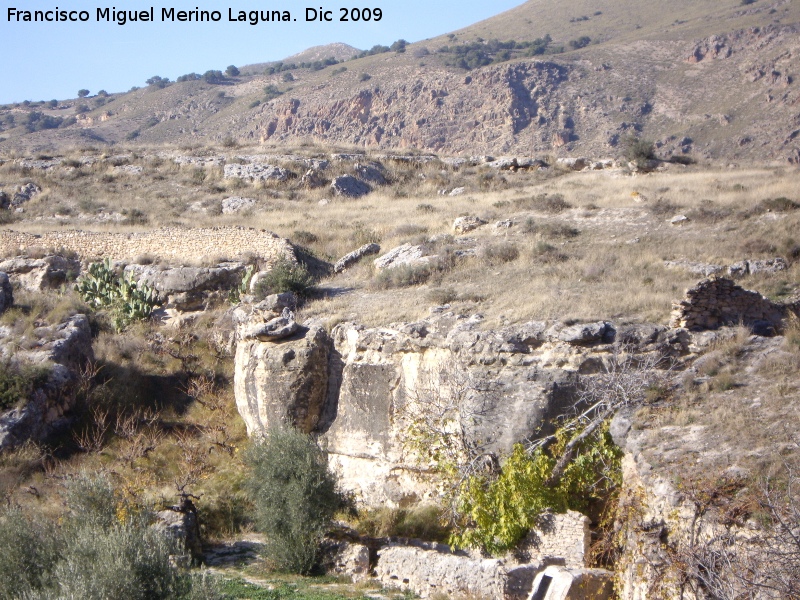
[235,322,333,435]
[331,175,371,198]
[234,309,688,505]
[0,314,94,451]
[0,255,81,291]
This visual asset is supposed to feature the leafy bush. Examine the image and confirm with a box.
[0,509,60,599]
[253,258,316,299]
[451,424,622,554]
[760,197,799,212]
[263,85,283,101]
[225,65,240,77]
[244,429,343,574]
[437,37,552,69]
[75,258,157,331]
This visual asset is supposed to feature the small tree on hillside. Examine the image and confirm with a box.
[77,89,89,98]
[225,65,240,77]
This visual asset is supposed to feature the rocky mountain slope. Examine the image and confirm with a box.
[1,0,799,162]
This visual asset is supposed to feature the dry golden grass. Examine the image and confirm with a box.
[3,147,799,327]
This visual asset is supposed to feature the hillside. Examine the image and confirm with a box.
[0,0,799,162]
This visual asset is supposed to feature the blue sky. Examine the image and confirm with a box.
[1,1,523,104]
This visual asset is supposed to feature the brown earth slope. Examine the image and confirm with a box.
[1,0,799,162]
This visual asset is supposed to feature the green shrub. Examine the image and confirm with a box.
[0,509,60,599]
[244,429,343,574]
[0,361,50,411]
[760,197,799,212]
[0,474,221,600]
[371,264,432,289]
[253,258,316,299]
[451,423,622,555]
[623,135,656,165]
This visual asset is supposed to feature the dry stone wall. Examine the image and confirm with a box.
[670,277,790,331]
[0,227,296,265]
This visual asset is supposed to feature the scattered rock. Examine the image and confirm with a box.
[453,216,487,233]
[113,164,143,175]
[334,243,381,273]
[373,244,433,270]
[728,257,788,277]
[221,196,257,214]
[670,215,689,226]
[488,157,519,170]
[353,162,387,185]
[557,321,615,345]
[223,163,290,182]
[300,169,326,189]
[0,273,12,314]
[11,183,41,206]
[495,219,514,229]
[556,157,588,171]
[318,198,330,206]
[331,175,371,198]
[664,260,724,277]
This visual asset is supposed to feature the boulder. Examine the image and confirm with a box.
[234,324,333,435]
[221,196,257,214]
[334,243,381,273]
[0,273,11,314]
[155,497,203,560]
[557,322,615,345]
[300,169,326,188]
[449,187,466,196]
[11,183,41,206]
[241,312,299,341]
[223,163,290,182]
[488,157,519,170]
[556,158,588,171]
[125,263,244,307]
[353,162,387,185]
[453,216,487,233]
[0,256,81,291]
[331,175,371,198]
[373,244,432,270]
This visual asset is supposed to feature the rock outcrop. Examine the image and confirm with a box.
[0,314,94,451]
[0,255,81,291]
[0,272,11,313]
[125,262,245,310]
[235,310,688,505]
[334,243,381,273]
[234,299,334,435]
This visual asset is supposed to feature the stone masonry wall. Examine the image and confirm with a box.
[521,510,591,569]
[0,227,296,265]
[670,277,788,330]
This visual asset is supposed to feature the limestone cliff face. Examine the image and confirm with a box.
[234,306,688,505]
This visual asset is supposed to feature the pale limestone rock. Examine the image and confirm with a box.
[453,216,487,233]
[334,243,381,273]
